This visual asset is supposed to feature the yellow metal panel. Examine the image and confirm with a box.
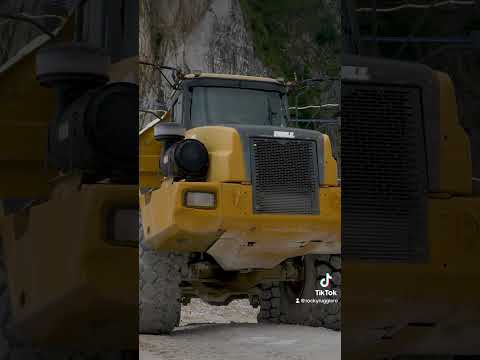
[1,184,137,349]
[322,134,338,186]
[436,71,472,194]
[0,55,55,197]
[140,181,340,270]
[140,181,223,252]
[139,123,165,188]
[210,183,340,269]
[186,126,248,183]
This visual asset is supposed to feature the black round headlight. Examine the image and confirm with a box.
[174,139,209,175]
[162,139,209,181]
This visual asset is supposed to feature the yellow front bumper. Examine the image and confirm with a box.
[140,181,340,270]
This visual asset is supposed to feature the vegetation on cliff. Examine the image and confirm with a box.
[239,0,340,79]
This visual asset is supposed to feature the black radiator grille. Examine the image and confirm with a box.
[251,137,319,215]
[342,84,427,261]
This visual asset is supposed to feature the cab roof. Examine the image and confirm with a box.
[183,72,284,84]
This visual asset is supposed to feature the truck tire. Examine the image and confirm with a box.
[258,254,341,330]
[139,222,186,334]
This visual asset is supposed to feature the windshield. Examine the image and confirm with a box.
[190,86,288,127]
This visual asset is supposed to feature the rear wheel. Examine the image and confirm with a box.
[258,254,341,330]
[139,222,187,334]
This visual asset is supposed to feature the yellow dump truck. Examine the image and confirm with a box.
[139,73,341,333]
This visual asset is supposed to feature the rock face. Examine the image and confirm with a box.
[159,0,267,75]
[140,0,268,109]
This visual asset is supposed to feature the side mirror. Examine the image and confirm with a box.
[154,122,185,146]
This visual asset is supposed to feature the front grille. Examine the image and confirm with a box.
[342,83,427,262]
[250,137,319,214]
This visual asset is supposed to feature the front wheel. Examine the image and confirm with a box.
[258,254,341,330]
[139,221,187,334]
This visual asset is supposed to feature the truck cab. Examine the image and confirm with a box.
[169,73,290,128]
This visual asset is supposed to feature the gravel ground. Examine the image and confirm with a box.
[180,299,259,325]
[139,299,340,360]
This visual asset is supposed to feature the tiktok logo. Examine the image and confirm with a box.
[315,272,338,297]
[320,273,333,288]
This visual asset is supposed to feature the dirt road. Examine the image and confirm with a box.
[139,300,340,360]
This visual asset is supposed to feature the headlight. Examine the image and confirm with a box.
[184,192,216,209]
[161,139,209,181]
[108,208,139,246]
